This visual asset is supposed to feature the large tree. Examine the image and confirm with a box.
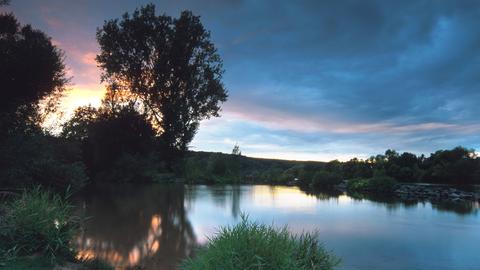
[0,13,67,131]
[96,4,228,152]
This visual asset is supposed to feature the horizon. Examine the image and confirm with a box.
[3,0,480,161]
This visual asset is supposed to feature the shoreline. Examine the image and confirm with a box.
[334,181,480,203]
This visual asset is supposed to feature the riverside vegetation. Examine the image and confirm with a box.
[1,2,479,269]
[181,216,340,270]
[0,188,113,270]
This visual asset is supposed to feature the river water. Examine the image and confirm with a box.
[74,184,480,270]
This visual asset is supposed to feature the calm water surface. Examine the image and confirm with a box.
[74,184,480,270]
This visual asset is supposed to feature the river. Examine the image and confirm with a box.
[73,184,480,270]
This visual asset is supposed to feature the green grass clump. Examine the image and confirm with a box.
[0,187,79,264]
[181,217,340,270]
[0,256,52,270]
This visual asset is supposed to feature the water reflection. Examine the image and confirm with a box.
[75,184,196,269]
[74,184,480,270]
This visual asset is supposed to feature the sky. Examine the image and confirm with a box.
[3,0,480,161]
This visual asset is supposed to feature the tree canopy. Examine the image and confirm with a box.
[96,4,228,152]
[0,13,67,131]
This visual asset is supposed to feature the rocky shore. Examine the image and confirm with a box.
[394,183,479,203]
[335,181,480,203]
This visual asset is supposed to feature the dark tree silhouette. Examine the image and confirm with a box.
[96,4,228,153]
[0,13,67,131]
[0,0,10,6]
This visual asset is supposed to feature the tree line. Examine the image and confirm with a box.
[334,147,479,185]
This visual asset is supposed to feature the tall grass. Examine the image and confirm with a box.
[0,187,79,263]
[181,216,340,270]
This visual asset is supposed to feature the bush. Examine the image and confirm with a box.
[183,153,241,183]
[368,175,397,193]
[346,178,370,191]
[0,187,79,263]
[311,171,342,189]
[181,217,340,270]
[183,156,209,182]
[0,133,88,190]
[347,176,397,193]
[95,152,164,183]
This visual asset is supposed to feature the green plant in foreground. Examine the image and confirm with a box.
[181,216,340,270]
[0,187,79,264]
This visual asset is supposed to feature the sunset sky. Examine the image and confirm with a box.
[3,0,480,161]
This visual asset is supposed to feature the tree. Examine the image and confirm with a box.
[62,105,157,176]
[232,143,241,156]
[61,105,98,141]
[96,4,228,153]
[0,13,67,132]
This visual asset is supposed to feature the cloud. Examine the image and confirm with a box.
[10,0,480,160]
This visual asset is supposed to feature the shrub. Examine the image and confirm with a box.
[95,152,164,183]
[0,133,88,190]
[311,171,342,189]
[346,178,370,191]
[0,187,79,263]
[208,155,228,176]
[278,165,306,184]
[183,156,209,182]
[181,217,340,270]
[347,176,397,193]
[368,175,397,193]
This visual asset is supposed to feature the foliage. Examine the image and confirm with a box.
[0,256,52,270]
[61,105,98,141]
[183,153,241,183]
[311,171,342,189]
[232,144,242,156]
[0,132,88,190]
[347,175,397,193]
[335,147,479,185]
[421,147,478,185]
[0,187,79,264]
[181,216,339,270]
[0,12,67,131]
[61,105,167,183]
[95,152,164,183]
[96,4,228,152]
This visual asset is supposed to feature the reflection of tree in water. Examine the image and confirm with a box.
[300,187,479,215]
[231,185,241,218]
[74,184,196,270]
[206,185,242,218]
[432,201,479,215]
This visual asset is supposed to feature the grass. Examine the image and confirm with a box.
[0,256,52,270]
[0,187,115,269]
[181,216,340,270]
[0,187,78,264]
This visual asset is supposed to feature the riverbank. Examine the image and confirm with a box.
[335,181,480,203]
